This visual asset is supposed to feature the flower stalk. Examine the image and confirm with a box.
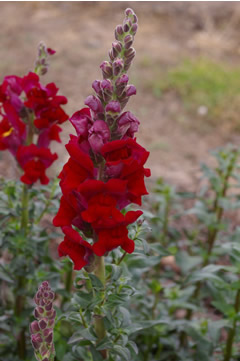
[223,288,240,361]
[30,281,56,361]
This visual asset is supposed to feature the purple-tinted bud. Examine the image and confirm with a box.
[124,35,133,49]
[126,8,135,17]
[31,333,43,350]
[124,47,136,59]
[123,23,130,33]
[48,292,54,300]
[42,281,49,288]
[85,95,104,114]
[109,49,116,61]
[45,302,52,311]
[88,120,110,153]
[112,58,124,76]
[101,79,113,93]
[117,111,140,138]
[115,25,124,40]
[116,74,129,86]
[112,41,122,54]
[126,85,137,96]
[92,80,101,94]
[30,321,40,334]
[39,319,47,330]
[34,306,44,319]
[45,331,53,344]
[130,23,138,36]
[106,100,121,114]
[100,61,113,79]
[44,292,49,298]
[49,309,56,319]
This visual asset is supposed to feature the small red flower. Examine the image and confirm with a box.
[58,226,93,270]
[17,144,57,185]
[101,138,150,205]
[93,210,143,256]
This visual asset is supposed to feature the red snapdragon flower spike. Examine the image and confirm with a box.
[17,144,57,185]
[53,8,149,267]
[58,226,93,270]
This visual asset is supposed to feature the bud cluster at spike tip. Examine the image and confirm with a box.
[53,8,151,269]
[0,43,68,185]
[30,281,56,361]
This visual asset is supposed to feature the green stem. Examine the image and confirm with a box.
[21,184,29,232]
[94,256,107,359]
[223,289,240,361]
[15,183,30,359]
[61,263,73,309]
[35,180,58,224]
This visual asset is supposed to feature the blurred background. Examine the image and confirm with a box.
[1,1,240,189]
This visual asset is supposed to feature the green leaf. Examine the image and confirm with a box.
[127,340,138,355]
[175,251,202,274]
[113,345,131,361]
[89,274,104,290]
[126,319,169,334]
[96,337,113,350]
[0,268,14,283]
[90,345,103,361]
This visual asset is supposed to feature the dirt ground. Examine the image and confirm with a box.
[1,1,240,189]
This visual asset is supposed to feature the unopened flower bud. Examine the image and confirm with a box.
[115,25,124,40]
[100,61,113,79]
[92,80,101,94]
[39,319,48,330]
[124,47,136,59]
[112,58,124,76]
[112,41,122,54]
[126,85,136,97]
[125,8,134,17]
[31,333,43,350]
[124,35,133,49]
[45,331,53,344]
[123,23,130,33]
[109,49,116,61]
[30,321,40,334]
[106,100,121,114]
[116,74,129,86]
[85,95,104,114]
[101,79,113,93]
[130,23,138,36]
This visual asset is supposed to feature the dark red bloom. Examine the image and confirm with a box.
[59,157,94,196]
[93,210,143,256]
[65,135,94,174]
[0,118,13,150]
[58,226,93,270]
[17,144,57,185]
[101,138,150,205]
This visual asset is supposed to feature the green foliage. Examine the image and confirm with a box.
[0,179,71,361]
[2,143,240,361]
